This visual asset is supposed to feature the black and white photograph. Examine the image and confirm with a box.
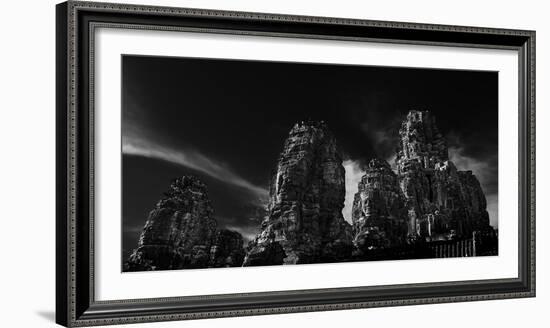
[122,55,499,272]
[20,0,539,327]
[0,0,545,326]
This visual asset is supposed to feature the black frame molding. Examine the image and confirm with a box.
[56,1,535,326]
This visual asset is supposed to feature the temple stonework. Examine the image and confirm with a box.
[352,111,494,253]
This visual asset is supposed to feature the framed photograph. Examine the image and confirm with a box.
[56,1,535,326]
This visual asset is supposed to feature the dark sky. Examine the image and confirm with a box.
[121,55,498,261]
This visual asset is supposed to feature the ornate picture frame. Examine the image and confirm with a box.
[56,1,535,326]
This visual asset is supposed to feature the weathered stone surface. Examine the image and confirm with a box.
[209,229,246,268]
[125,176,246,271]
[351,159,409,253]
[243,121,353,265]
[351,110,494,256]
[126,111,495,269]
[242,242,286,266]
[395,110,493,241]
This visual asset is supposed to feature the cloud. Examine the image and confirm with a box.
[123,133,269,199]
[386,153,397,171]
[448,146,497,192]
[448,146,498,228]
[359,119,401,171]
[343,160,364,223]
[485,194,499,229]
[222,225,259,243]
[361,123,396,158]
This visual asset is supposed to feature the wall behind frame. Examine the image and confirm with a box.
[0,0,546,328]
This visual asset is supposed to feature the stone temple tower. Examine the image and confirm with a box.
[352,110,493,249]
[395,110,491,240]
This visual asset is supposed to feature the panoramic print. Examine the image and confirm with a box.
[121,55,498,272]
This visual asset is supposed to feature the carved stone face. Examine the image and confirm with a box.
[363,198,374,217]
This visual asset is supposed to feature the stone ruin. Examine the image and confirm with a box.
[243,121,354,265]
[351,110,494,254]
[125,111,496,270]
[125,176,245,271]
